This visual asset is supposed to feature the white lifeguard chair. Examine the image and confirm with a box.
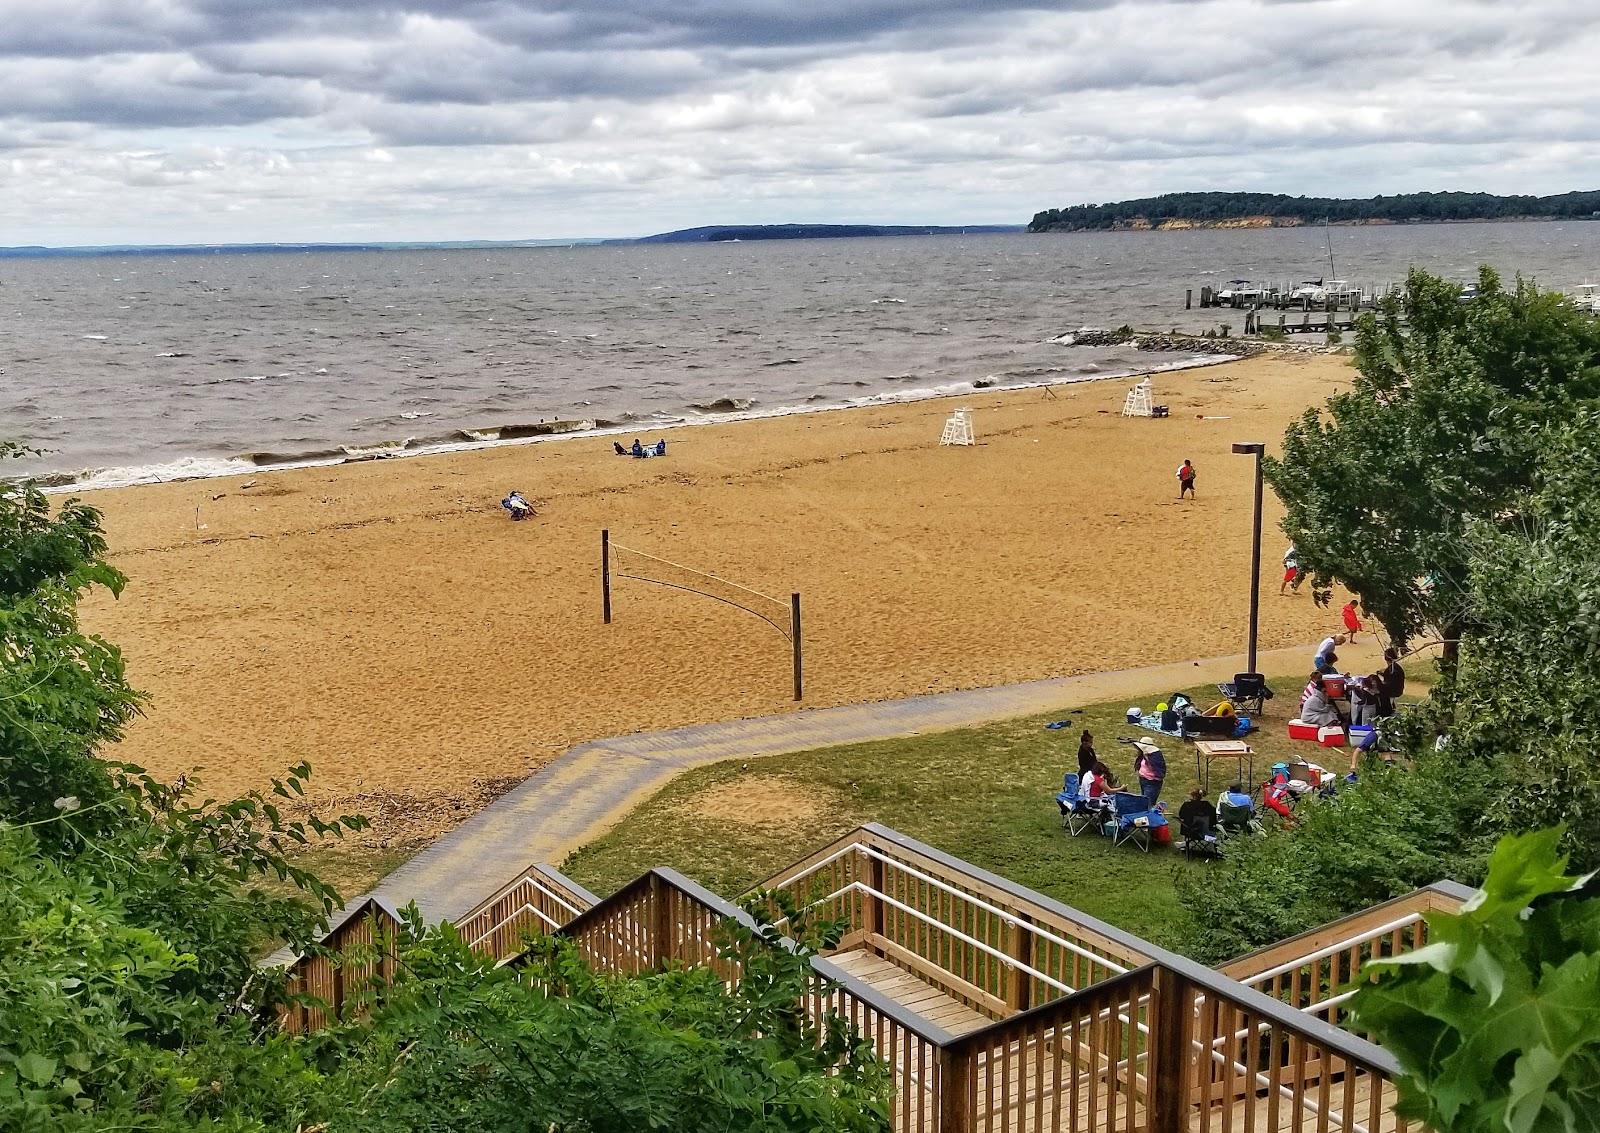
[1122,379,1154,418]
[939,407,975,446]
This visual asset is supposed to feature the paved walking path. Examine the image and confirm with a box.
[369,641,1352,924]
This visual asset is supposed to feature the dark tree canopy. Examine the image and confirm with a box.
[1027,190,1600,231]
[1264,267,1600,655]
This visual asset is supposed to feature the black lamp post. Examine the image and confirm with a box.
[1232,442,1267,674]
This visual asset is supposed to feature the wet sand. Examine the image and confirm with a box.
[82,353,1356,845]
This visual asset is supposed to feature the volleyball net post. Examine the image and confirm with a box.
[790,592,802,702]
[601,529,803,701]
[601,528,612,624]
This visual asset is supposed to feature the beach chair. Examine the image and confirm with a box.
[1108,792,1153,852]
[1217,801,1264,838]
[1181,822,1222,860]
[1054,773,1098,836]
[1217,672,1270,716]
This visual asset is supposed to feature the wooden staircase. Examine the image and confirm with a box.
[280,824,1471,1133]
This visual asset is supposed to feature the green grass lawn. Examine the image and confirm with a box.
[563,676,1346,955]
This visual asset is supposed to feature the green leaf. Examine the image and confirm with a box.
[16,1053,56,1086]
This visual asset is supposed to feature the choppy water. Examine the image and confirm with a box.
[4,221,1598,486]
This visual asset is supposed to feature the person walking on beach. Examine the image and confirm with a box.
[1176,459,1197,499]
[1280,543,1303,595]
[1341,599,1364,641]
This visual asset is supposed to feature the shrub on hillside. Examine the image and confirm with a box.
[1178,752,1496,964]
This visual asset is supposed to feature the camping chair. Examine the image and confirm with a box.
[1217,800,1264,838]
[1054,773,1098,837]
[1108,791,1153,852]
[1218,672,1271,716]
[1181,825,1222,860]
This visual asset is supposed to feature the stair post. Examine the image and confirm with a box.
[939,1045,973,1133]
[1006,914,1034,1013]
[650,873,674,971]
[1148,966,1195,1133]
[866,848,885,951]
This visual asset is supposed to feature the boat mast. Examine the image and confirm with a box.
[1325,218,1337,281]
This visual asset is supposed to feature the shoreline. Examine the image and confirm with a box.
[80,352,1356,849]
[47,350,1242,494]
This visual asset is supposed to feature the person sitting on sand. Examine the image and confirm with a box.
[655,439,667,456]
[501,490,534,521]
[1177,458,1197,499]
[614,441,628,456]
[631,439,645,458]
[1299,673,1342,728]
[1178,787,1218,840]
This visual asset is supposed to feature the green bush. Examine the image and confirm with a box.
[1178,751,1496,964]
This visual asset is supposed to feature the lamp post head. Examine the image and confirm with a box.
[1231,442,1267,455]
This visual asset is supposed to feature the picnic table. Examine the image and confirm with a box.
[1194,739,1254,795]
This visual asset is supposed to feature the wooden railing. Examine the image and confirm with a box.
[757,825,1432,1133]
[759,824,1155,1019]
[278,824,1461,1131]
[279,863,597,1034]
[1221,881,1472,1029]
[280,897,402,1034]
[548,866,958,1133]
[454,861,599,960]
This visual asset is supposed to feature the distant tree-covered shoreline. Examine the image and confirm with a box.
[1028,190,1600,232]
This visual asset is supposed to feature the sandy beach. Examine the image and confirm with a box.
[82,353,1356,845]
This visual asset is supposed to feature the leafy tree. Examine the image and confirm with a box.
[1348,827,1600,1133]
[1417,409,1600,871]
[1028,190,1600,231]
[0,443,142,835]
[1265,268,1600,664]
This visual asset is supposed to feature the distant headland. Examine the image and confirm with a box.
[624,223,1023,243]
[0,223,1022,258]
[1027,190,1600,232]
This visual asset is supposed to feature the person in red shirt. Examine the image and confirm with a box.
[1341,600,1363,641]
[1176,459,1197,499]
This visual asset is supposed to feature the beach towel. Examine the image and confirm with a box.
[1139,714,1255,740]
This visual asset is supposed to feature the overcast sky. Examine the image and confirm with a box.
[3,0,1598,244]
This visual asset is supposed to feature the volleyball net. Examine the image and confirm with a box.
[601,530,803,699]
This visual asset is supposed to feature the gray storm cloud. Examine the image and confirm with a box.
[0,0,1597,242]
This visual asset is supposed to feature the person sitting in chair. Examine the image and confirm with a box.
[1299,673,1342,728]
[1217,782,1254,814]
[1261,765,1296,824]
[1082,760,1117,803]
[654,439,667,456]
[1178,788,1218,839]
[500,490,534,521]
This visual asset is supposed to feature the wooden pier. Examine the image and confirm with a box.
[1187,282,1397,313]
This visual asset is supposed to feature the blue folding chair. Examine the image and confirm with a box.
[1109,791,1153,852]
[1055,773,1097,836]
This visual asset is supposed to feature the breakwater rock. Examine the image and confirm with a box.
[1051,328,1339,358]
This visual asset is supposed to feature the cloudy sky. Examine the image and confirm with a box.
[3,0,1599,244]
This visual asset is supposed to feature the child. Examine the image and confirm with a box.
[1176,459,1197,499]
[1341,600,1363,641]
[1280,544,1302,595]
